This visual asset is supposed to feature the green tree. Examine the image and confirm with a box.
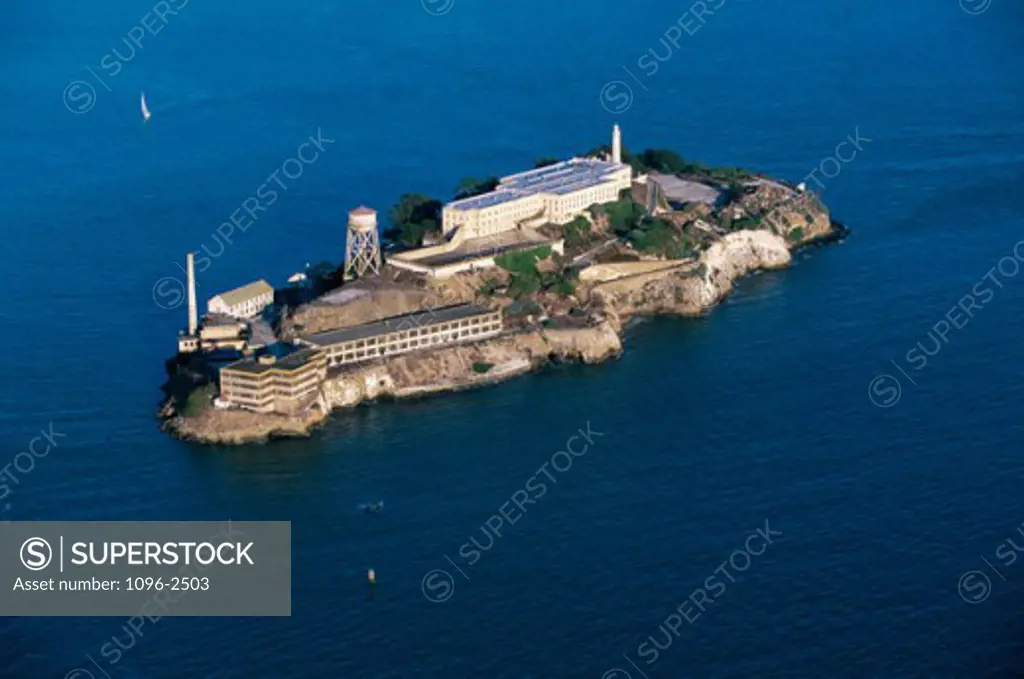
[454,176,500,200]
[389,193,440,227]
[640,148,691,174]
[386,194,443,246]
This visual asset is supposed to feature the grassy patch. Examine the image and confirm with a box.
[628,218,696,259]
[495,246,553,299]
[182,384,216,418]
[495,246,552,274]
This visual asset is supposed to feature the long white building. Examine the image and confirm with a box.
[208,280,274,319]
[440,156,631,241]
[388,124,630,277]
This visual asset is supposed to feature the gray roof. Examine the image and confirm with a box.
[448,158,624,211]
[222,347,323,376]
[299,304,497,346]
[415,238,557,267]
[210,280,273,308]
[202,312,247,327]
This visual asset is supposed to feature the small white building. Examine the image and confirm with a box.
[208,280,274,319]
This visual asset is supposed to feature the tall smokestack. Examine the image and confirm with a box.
[186,252,198,336]
[612,124,622,165]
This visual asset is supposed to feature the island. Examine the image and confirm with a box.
[158,124,848,445]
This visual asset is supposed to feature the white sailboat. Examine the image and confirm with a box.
[140,92,151,122]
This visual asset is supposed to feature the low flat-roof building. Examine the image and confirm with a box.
[208,280,274,319]
[218,347,327,414]
[198,314,248,351]
[296,303,502,369]
[387,228,563,278]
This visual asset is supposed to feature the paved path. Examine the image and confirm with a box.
[571,238,620,267]
[249,318,277,347]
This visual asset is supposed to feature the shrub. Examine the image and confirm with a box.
[788,227,806,243]
[478,277,502,297]
[552,279,576,298]
[625,218,694,259]
[563,216,592,251]
[505,299,543,317]
[472,361,494,374]
[731,217,760,231]
[640,148,690,174]
[495,246,554,299]
[507,274,541,298]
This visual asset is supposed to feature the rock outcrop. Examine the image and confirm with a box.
[164,406,328,446]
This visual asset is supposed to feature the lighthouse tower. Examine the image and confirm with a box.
[344,206,382,281]
[612,124,622,165]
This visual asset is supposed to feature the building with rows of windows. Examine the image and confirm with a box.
[387,125,629,278]
[295,304,503,369]
[218,348,327,414]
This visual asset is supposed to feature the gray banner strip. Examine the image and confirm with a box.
[1,521,290,616]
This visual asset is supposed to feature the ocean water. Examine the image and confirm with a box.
[2,0,1024,677]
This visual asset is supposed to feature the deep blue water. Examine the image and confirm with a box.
[2,0,1024,677]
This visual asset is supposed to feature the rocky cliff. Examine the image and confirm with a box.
[591,230,793,317]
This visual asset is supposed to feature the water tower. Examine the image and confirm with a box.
[344,206,382,281]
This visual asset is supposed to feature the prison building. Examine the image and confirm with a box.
[208,280,274,319]
[387,125,629,278]
[296,304,503,369]
[218,348,327,414]
[440,158,632,241]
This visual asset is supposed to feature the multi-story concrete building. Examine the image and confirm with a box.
[296,304,502,369]
[218,348,327,414]
[208,280,274,319]
[440,157,631,241]
[388,124,629,278]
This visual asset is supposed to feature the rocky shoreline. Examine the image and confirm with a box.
[161,208,846,446]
